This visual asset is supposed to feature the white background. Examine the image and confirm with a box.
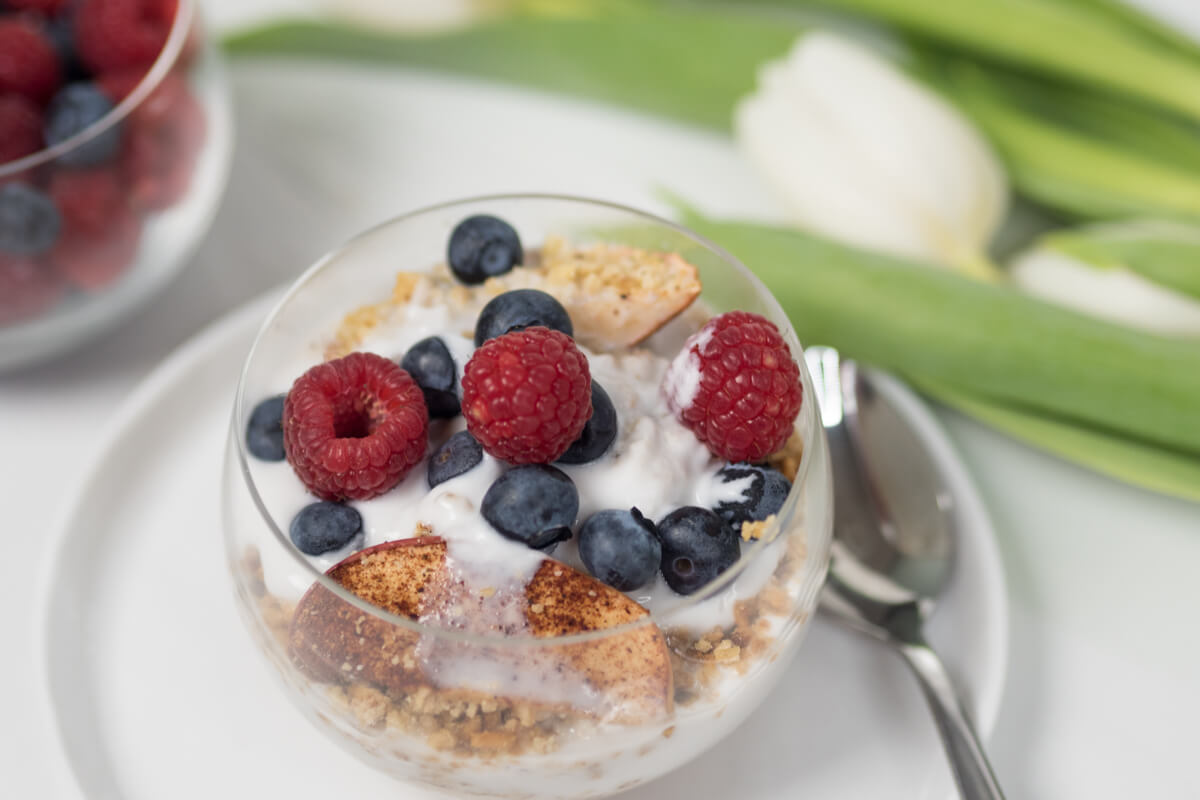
[4,1,1199,797]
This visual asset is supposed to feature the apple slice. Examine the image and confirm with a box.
[530,240,703,352]
[289,537,674,723]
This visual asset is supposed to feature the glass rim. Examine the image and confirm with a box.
[232,192,826,647]
[0,0,195,177]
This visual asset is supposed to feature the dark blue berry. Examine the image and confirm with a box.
[427,430,483,488]
[578,508,661,591]
[447,214,523,285]
[657,506,740,595]
[290,502,363,555]
[400,336,459,418]
[0,183,60,256]
[557,382,617,465]
[474,289,573,346]
[43,18,85,81]
[712,464,791,529]
[245,395,287,462]
[45,83,121,167]
[482,464,578,550]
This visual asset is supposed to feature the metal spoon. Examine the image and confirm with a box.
[804,346,1005,800]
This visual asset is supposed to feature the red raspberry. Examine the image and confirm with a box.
[0,19,62,105]
[663,311,802,463]
[0,255,64,324]
[75,0,179,74]
[284,352,429,501]
[6,0,70,14]
[108,72,205,210]
[0,94,43,166]
[462,327,592,464]
[96,70,143,104]
[50,206,142,290]
[47,167,127,236]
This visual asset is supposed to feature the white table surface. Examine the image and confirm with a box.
[5,1,1200,797]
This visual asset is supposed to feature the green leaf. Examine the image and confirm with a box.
[675,210,1200,457]
[1041,220,1200,301]
[222,9,802,132]
[1047,0,1200,67]
[912,55,1200,177]
[793,0,1200,123]
[923,60,1200,221]
[916,378,1200,503]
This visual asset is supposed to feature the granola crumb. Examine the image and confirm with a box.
[767,430,805,482]
[392,272,423,303]
[428,729,457,751]
[713,641,741,663]
[349,684,389,729]
[740,515,775,542]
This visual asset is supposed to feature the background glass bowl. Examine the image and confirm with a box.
[221,195,833,799]
[0,0,233,372]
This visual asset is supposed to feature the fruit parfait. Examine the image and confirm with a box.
[0,0,231,370]
[223,196,832,799]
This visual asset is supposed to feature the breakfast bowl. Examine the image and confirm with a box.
[221,195,833,798]
[0,0,232,372]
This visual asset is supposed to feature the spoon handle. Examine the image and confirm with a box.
[899,641,1006,800]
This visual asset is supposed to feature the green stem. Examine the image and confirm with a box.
[916,378,1200,503]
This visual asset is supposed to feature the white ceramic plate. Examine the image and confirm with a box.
[38,293,1007,800]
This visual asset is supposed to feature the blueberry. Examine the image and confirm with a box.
[45,83,121,167]
[447,214,523,285]
[482,464,578,550]
[0,183,61,256]
[657,506,741,595]
[245,395,287,462]
[578,508,661,591]
[427,430,483,488]
[290,502,362,555]
[712,464,791,529]
[557,382,617,465]
[474,289,573,346]
[43,18,85,81]
[400,336,460,418]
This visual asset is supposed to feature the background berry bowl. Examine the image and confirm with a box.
[0,0,232,372]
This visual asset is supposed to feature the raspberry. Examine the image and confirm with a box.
[0,19,62,105]
[462,327,592,465]
[662,311,802,463]
[74,0,178,74]
[96,69,143,103]
[0,254,63,324]
[6,0,70,14]
[0,95,43,166]
[112,73,205,210]
[283,352,429,501]
[47,167,127,236]
[49,205,141,290]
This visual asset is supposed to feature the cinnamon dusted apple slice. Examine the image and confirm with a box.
[523,237,702,352]
[289,537,673,724]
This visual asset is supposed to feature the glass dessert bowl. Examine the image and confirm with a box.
[0,0,232,371]
[221,195,833,799]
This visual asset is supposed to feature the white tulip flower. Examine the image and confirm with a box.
[1011,220,1200,336]
[734,32,1008,280]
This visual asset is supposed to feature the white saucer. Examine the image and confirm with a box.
[38,293,1007,800]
